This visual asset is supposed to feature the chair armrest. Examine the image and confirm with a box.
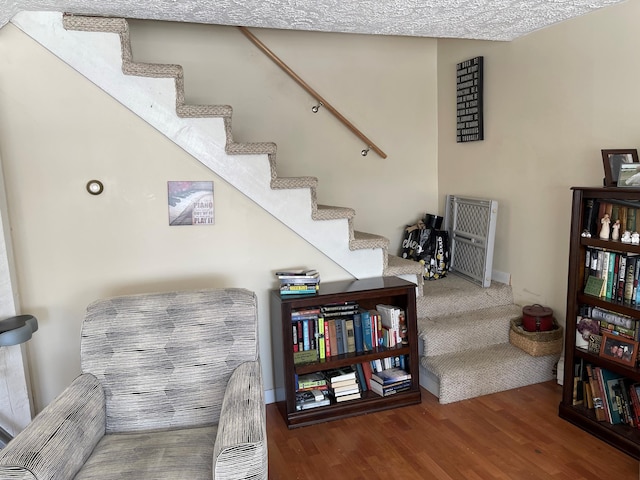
[0,373,105,480]
[213,360,267,480]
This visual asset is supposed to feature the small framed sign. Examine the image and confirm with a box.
[168,181,214,226]
[456,56,484,143]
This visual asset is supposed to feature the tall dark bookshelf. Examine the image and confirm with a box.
[270,276,421,428]
[560,186,640,459]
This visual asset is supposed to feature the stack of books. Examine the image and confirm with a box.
[295,389,330,410]
[276,269,320,296]
[323,366,361,403]
[369,367,412,397]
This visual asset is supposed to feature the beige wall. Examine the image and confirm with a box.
[0,21,438,411]
[437,0,640,328]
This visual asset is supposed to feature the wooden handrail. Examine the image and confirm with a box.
[238,26,387,159]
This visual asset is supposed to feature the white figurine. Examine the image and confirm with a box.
[621,230,632,243]
[612,220,621,241]
[632,232,640,245]
[599,214,611,240]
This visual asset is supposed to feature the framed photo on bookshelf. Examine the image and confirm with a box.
[599,331,639,366]
[602,149,639,187]
[617,162,640,187]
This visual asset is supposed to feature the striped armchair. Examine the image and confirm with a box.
[0,288,267,480]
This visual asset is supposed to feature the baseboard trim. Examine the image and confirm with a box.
[491,270,511,285]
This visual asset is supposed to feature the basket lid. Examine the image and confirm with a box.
[522,304,553,317]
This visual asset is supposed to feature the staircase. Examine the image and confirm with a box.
[417,273,560,404]
[11,11,423,287]
[12,11,559,404]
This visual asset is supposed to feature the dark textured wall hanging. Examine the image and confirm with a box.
[456,56,484,143]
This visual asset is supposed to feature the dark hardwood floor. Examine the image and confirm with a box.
[267,381,639,479]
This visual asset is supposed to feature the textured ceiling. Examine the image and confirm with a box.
[0,0,627,41]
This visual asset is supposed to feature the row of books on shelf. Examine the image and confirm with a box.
[276,269,320,296]
[574,360,640,428]
[291,302,408,365]
[583,247,640,304]
[295,361,412,411]
[577,305,640,368]
[583,198,640,238]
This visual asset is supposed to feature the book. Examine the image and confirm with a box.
[295,389,330,410]
[281,277,321,285]
[360,361,373,390]
[606,252,617,300]
[345,318,356,353]
[353,313,364,353]
[320,301,359,313]
[594,367,612,422]
[333,391,361,402]
[360,309,373,351]
[334,319,345,355]
[302,319,310,351]
[354,363,368,392]
[629,383,640,427]
[599,368,625,424]
[324,318,331,358]
[297,372,327,390]
[584,275,605,297]
[281,284,320,292]
[323,366,357,384]
[369,310,383,347]
[327,320,337,357]
[376,304,400,347]
[291,309,320,319]
[329,378,359,389]
[585,364,607,421]
[371,367,412,385]
[293,349,318,365]
[625,256,637,303]
[280,289,318,296]
[340,318,349,353]
[276,269,318,277]
[292,322,299,352]
[369,378,412,397]
[317,317,326,360]
[330,384,360,396]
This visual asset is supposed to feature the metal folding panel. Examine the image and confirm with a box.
[444,195,498,288]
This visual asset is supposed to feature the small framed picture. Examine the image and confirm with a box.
[599,332,638,367]
[602,149,639,187]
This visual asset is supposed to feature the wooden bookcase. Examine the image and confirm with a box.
[270,276,421,428]
[559,186,640,459]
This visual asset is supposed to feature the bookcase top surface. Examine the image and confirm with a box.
[272,276,415,299]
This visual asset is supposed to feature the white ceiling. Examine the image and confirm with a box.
[0,0,627,41]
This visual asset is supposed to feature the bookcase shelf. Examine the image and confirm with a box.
[270,276,421,428]
[560,186,640,459]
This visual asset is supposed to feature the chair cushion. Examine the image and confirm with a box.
[74,425,217,480]
[81,288,258,432]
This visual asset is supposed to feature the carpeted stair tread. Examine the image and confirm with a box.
[417,273,513,319]
[351,231,389,250]
[419,304,522,357]
[313,205,355,221]
[270,176,318,189]
[421,343,558,404]
[385,254,424,276]
[226,141,278,156]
